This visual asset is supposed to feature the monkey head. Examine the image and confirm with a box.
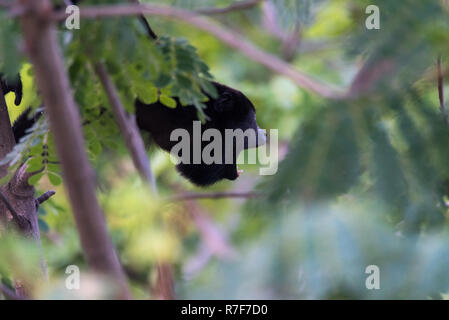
[135,82,266,186]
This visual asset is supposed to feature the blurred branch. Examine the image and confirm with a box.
[280,23,301,62]
[261,0,283,38]
[94,62,176,299]
[154,263,175,300]
[116,2,175,299]
[0,0,13,8]
[261,0,302,62]
[170,191,261,202]
[347,59,395,98]
[19,0,131,299]
[196,0,263,15]
[437,55,448,125]
[94,62,158,193]
[183,201,236,278]
[172,183,236,278]
[0,283,25,300]
[52,3,344,99]
[189,205,235,259]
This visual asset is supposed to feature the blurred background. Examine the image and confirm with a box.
[2,0,449,299]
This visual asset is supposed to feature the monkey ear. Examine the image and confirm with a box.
[215,91,234,112]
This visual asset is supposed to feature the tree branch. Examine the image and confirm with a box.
[0,189,19,220]
[437,55,448,125]
[52,3,344,99]
[154,263,175,300]
[347,59,395,98]
[19,0,130,299]
[0,189,31,230]
[196,0,263,15]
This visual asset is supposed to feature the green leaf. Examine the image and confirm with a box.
[159,95,177,109]
[28,172,44,186]
[26,157,44,173]
[47,163,60,172]
[175,73,193,90]
[135,83,158,104]
[47,172,62,186]
[154,74,171,88]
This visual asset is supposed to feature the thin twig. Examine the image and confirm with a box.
[93,62,174,299]
[93,62,175,298]
[437,55,448,125]
[35,190,55,207]
[170,191,261,202]
[128,0,158,39]
[196,0,262,15]
[51,4,344,99]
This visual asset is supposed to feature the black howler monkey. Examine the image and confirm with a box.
[4,0,266,186]
[136,82,266,186]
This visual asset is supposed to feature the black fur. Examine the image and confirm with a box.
[7,81,263,186]
[11,108,42,143]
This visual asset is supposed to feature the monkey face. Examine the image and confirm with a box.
[135,82,266,186]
